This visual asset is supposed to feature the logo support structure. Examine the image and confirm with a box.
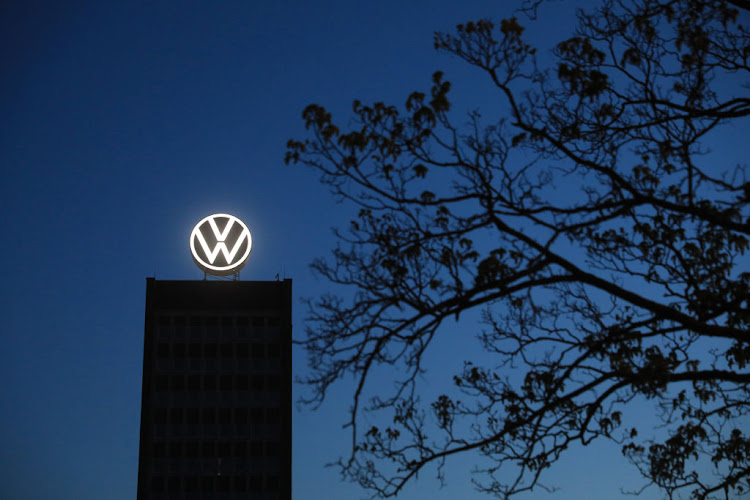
[190,214,252,276]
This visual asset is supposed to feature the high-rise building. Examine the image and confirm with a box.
[137,278,292,500]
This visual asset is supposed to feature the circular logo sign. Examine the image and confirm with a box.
[190,213,252,276]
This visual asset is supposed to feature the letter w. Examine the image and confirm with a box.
[195,219,248,264]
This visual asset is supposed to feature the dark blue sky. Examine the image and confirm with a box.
[3,1,735,499]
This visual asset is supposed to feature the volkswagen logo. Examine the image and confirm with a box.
[190,213,252,276]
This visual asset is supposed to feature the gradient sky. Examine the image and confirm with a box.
[2,2,743,499]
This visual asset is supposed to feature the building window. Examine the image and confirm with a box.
[233,441,247,457]
[267,474,280,491]
[202,409,216,425]
[151,475,165,492]
[220,344,233,358]
[156,343,169,357]
[154,408,168,424]
[166,476,180,490]
[233,476,247,492]
[266,407,280,424]
[265,441,279,457]
[174,316,187,338]
[235,375,249,391]
[236,343,249,358]
[168,442,182,457]
[217,441,230,457]
[250,408,263,424]
[205,316,219,337]
[267,343,280,358]
[249,474,263,491]
[200,476,213,492]
[185,441,199,457]
[218,408,231,424]
[186,408,199,425]
[184,476,199,491]
[201,442,214,457]
[250,375,263,391]
[188,343,201,357]
[216,475,229,492]
[170,409,183,425]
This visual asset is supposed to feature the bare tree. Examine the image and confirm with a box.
[286,0,750,498]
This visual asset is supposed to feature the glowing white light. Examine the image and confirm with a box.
[190,213,252,276]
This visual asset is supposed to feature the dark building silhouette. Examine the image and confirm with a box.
[137,278,292,500]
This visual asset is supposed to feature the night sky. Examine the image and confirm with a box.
[2,2,744,499]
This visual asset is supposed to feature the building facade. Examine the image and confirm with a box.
[137,278,292,500]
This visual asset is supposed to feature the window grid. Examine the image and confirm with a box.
[148,313,286,497]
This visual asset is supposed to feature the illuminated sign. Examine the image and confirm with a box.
[190,213,252,276]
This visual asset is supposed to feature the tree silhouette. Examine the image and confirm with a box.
[286,1,750,498]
